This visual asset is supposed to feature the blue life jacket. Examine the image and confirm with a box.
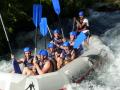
[61,49,73,60]
[36,59,48,69]
[48,51,55,60]
[23,56,34,69]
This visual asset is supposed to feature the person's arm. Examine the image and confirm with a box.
[18,58,25,63]
[82,18,89,28]
[11,54,24,63]
[71,50,76,60]
[34,61,51,75]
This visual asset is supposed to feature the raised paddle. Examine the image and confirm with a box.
[33,4,42,57]
[51,0,60,15]
[39,17,48,37]
[0,14,13,55]
[47,26,53,39]
[39,17,48,49]
[0,14,22,73]
[73,32,86,49]
[51,0,64,38]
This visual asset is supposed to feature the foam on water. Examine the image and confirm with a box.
[64,11,120,90]
[0,60,12,72]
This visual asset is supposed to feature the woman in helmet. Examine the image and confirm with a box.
[33,50,52,75]
[52,29,64,48]
[56,42,76,67]
[69,31,77,47]
[47,43,56,60]
[21,47,36,75]
[11,47,35,75]
[61,42,76,64]
[47,43,57,71]
[69,31,83,56]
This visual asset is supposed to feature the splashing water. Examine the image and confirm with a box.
[64,11,120,90]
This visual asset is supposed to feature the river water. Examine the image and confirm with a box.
[65,11,120,90]
[0,10,120,90]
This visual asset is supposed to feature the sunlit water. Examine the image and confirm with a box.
[0,11,120,90]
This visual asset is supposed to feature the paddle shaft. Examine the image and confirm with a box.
[0,14,13,54]
[47,26,53,39]
[34,27,38,59]
[58,16,64,39]
[72,18,75,31]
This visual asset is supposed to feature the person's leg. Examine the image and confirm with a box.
[22,67,28,75]
[27,69,35,76]
[22,67,35,75]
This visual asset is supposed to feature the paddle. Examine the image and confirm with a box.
[47,26,53,39]
[72,17,76,31]
[0,14,22,73]
[39,17,48,36]
[51,0,64,38]
[0,14,12,55]
[39,17,48,49]
[33,4,42,57]
[73,32,86,49]
[33,4,42,27]
[13,59,22,74]
[51,0,60,15]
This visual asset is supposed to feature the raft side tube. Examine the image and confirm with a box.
[59,57,93,82]
[25,71,70,90]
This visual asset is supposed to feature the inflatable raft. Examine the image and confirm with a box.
[0,36,114,90]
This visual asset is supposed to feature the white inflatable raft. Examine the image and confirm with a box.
[0,36,114,90]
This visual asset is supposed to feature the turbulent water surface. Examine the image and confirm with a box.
[65,11,120,90]
[0,10,120,90]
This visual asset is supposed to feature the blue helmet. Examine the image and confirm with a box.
[53,29,60,34]
[40,50,48,56]
[63,42,70,47]
[47,43,55,48]
[37,49,43,55]
[79,11,84,16]
[70,31,77,37]
[24,47,31,52]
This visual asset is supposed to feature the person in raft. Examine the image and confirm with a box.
[56,41,76,68]
[69,31,83,56]
[33,49,53,75]
[51,29,63,48]
[11,47,35,75]
[74,11,90,48]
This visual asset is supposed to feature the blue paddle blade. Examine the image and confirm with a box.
[13,59,22,74]
[39,17,48,36]
[33,4,38,27]
[73,32,86,49]
[52,0,61,15]
[38,5,42,24]
[33,4,42,28]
